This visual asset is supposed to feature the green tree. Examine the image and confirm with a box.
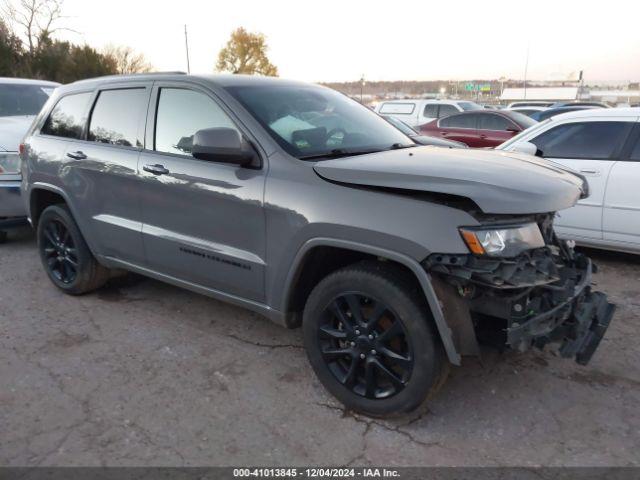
[216,27,278,77]
[0,19,24,76]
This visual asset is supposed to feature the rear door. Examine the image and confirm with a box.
[436,113,480,146]
[476,113,519,148]
[137,82,267,302]
[602,123,640,247]
[63,83,151,264]
[528,118,634,241]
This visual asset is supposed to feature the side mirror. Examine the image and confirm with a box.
[191,127,257,167]
[505,127,520,133]
[510,141,539,156]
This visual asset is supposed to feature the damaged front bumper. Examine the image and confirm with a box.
[425,245,615,365]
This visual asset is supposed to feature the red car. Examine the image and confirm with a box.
[418,110,537,148]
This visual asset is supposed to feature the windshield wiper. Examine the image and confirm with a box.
[389,142,416,150]
[299,148,381,161]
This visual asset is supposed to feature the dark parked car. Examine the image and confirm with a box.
[21,73,613,417]
[418,110,537,148]
[382,115,467,148]
[530,106,599,122]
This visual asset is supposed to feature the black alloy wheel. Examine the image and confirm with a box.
[319,293,413,399]
[41,219,78,284]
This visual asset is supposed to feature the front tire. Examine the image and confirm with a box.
[37,204,110,295]
[303,261,445,417]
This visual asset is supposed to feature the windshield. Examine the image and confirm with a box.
[225,84,413,159]
[0,83,55,117]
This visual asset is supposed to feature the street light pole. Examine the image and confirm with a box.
[523,44,530,100]
[360,75,365,104]
[184,24,191,74]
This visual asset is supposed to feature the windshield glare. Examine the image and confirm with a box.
[0,84,55,117]
[459,101,482,111]
[226,85,413,159]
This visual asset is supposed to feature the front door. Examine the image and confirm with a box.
[476,113,518,148]
[138,84,267,302]
[603,125,640,247]
[529,119,634,240]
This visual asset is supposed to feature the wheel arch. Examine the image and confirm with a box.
[282,238,461,365]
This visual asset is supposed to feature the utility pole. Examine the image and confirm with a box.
[523,44,530,100]
[184,24,191,74]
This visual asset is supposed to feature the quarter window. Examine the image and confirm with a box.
[379,102,415,115]
[88,88,147,147]
[41,92,91,139]
[530,121,632,160]
[154,88,238,156]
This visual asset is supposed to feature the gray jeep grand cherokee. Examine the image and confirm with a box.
[21,73,614,417]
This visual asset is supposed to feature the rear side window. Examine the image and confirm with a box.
[440,114,478,129]
[154,88,238,156]
[478,113,512,131]
[423,104,439,118]
[530,121,633,160]
[41,92,91,139]
[437,104,459,118]
[379,103,415,115]
[88,88,147,148]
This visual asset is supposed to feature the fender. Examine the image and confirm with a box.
[282,237,462,365]
[27,182,101,258]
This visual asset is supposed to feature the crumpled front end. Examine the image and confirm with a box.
[423,214,615,365]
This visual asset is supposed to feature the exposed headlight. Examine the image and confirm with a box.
[0,153,21,175]
[459,223,545,257]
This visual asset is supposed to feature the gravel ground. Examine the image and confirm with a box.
[1,227,639,467]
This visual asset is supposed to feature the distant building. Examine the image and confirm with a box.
[588,90,640,105]
[500,87,579,102]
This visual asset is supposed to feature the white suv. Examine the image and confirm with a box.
[374,99,482,127]
[498,108,640,254]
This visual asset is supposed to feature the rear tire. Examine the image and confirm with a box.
[303,261,446,417]
[37,204,110,295]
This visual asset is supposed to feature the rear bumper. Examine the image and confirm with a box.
[0,179,26,219]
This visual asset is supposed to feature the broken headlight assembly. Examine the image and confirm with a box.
[459,222,545,257]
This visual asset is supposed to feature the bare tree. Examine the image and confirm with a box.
[102,44,153,74]
[1,0,71,56]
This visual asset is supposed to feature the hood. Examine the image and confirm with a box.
[0,115,35,152]
[313,147,586,214]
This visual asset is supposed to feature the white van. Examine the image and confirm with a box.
[374,99,482,127]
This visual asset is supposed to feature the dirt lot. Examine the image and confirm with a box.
[1,226,639,467]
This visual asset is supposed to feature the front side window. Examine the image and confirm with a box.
[531,121,632,160]
[226,85,412,159]
[0,83,55,117]
[458,101,482,111]
[440,113,478,129]
[629,134,640,161]
[155,88,238,156]
[88,88,147,147]
[437,104,459,118]
[41,92,91,139]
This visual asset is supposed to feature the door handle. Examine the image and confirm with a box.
[479,134,487,139]
[579,169,601,176]
[143,164,170,175]
[66,151,87,160]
